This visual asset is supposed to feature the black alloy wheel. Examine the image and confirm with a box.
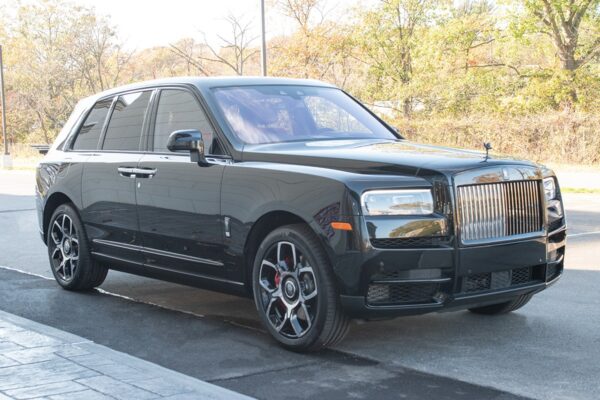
[47,204,108,290]
[49,212,80,283]
[253,224,349,351]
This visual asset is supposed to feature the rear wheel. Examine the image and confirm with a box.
[252,224,349,351]
[468,293,533,315]
[47,204,108,290]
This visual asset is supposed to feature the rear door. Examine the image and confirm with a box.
[80,91,152,265]
[136,88,229,279]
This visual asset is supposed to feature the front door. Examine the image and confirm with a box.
[136,89,228,279]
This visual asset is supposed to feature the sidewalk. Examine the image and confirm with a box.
[0,310,253,400]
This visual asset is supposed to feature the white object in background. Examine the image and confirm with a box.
[1,154,12,169]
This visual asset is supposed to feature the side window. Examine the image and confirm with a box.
[102,91,152,151]
[153,90,217,153]
[72,99,112,150]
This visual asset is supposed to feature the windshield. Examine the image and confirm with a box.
[211,85,398,145]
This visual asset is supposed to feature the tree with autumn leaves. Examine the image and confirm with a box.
[0,0,598,163]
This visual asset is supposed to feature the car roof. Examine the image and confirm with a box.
[83,76,338,103]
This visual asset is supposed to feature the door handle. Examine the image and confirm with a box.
[132,167,157,178]
[117,167,136,178]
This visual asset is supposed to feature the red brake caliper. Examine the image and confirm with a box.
[274,272,281,287]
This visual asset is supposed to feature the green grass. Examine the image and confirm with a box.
[561,187,600,194]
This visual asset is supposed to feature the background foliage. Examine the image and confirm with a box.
[1,0,599,163]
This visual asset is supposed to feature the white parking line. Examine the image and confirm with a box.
[0,264,52,280]
[0,208,36,213]
[569,231,600,238]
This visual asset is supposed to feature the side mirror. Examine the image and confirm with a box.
[166,129,207,166]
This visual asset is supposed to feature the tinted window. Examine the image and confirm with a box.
[102,91,151,151]
[304,96,369,132]
[153,90,215,152]
[72,99,112,150]
[211,85,397,144]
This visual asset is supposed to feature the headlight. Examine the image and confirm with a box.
[543,177,556,201]
[361,189,434,216]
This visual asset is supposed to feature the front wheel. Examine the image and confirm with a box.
[252,224,349,352]
[47,204,108,290]
[468,293,533,315]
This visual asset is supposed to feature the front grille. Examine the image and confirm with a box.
[370,236,451,249]
[367,282,440,305]
[457,180,542,243]
[460,266,540,294]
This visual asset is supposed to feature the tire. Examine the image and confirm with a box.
[468,293,533,315]
[47,204,108,291]
[252,224,349,352]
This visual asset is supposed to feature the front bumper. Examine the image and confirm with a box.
[338,226,566,319]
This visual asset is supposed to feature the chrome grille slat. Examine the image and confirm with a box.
[518,182,523,234]
[531,182,539,232]
[458,180,542,243]
[520,182,527,233]
[525,181,533,232]
[516,182,522,234]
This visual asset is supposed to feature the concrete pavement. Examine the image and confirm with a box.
[0,267,528,400]
[0,310,252,400]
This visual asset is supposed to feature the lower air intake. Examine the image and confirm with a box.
[367,282,440,306]
[461,266,541,294]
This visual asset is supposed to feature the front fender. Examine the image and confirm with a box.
[221,162,361,287]
[221,162,356,237]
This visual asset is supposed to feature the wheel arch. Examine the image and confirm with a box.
[243,210,334,291]
[42,192,75,244]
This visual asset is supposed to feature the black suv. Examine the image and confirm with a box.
[36,77,566,351]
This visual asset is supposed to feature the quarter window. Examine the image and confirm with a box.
[153,90,215,153]
[102,91,151,151]
[72,99,112,150]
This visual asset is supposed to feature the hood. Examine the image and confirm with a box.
[241,139,537,177]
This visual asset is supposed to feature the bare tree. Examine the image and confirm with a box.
[171,13,259,76]
[277,0,326,31]
[169,39,211,76]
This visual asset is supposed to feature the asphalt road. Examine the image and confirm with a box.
[1,170,599,400]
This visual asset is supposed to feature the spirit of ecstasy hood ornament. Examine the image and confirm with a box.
[483,142,492,160]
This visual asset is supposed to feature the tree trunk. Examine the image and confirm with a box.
[403,97,412,118]
[401,49,413,117]
[559,47,579,105]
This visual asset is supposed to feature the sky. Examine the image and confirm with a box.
[76,0,273,49]
[66,0,366,50]
[1,1,500,51]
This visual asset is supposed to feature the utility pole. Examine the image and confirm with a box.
[0,44,11,169]
[260,0,267,76]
